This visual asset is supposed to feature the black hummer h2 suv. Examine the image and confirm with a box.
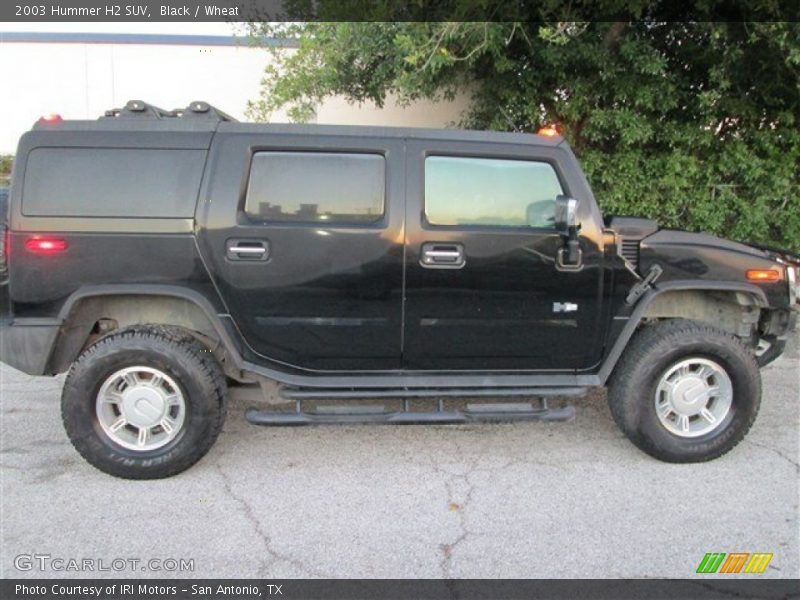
[1,101,797,478]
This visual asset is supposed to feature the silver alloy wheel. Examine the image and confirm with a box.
[96,366,186,451]
[654,357,733,438]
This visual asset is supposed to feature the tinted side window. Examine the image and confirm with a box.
[425,156,563,228]
[22,148,206,218]
[245,152,385,224]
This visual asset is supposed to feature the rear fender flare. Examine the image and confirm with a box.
[49,284,245,374]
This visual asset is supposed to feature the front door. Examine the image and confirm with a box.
[403,139,606,371]
[198,131,405,371]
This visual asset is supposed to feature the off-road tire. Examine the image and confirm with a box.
[608,319,760,463]
[62,325,227,479]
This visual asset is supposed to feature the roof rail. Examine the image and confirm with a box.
[101,100,238,122]
[102,100,175,119]
[175,101,238,122]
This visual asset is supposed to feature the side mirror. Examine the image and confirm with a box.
[554,195,583,270]
[554,195,580,232]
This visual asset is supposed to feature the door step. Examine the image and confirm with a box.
[278,386,586,400]
[245,399,575,426]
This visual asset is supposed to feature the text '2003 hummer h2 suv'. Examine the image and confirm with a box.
[1,101,797,479]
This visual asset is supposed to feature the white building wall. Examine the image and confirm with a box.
[0,37,470,153]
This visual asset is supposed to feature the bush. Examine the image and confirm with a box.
[0,155,12,187]
[249,21,799,251]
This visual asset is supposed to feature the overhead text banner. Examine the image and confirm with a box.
[1,0,798,22]
[5,1,261,21]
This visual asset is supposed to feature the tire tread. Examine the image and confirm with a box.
[608,318,761,463]
[62,325,227,479]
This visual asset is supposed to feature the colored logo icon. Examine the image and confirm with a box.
[696,553,773,574]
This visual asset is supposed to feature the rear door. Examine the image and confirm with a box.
[403,138,607,371]
[197,128,405,371]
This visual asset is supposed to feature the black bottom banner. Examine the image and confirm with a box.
[2,579,799,600]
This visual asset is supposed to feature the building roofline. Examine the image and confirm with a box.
[0,31,296,47]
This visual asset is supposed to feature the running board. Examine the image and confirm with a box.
[278,386,587,400]
[245,400,576,426]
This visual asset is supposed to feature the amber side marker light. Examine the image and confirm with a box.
[537,125,561,137]
[746,269,780,282]
[25,237,68,255]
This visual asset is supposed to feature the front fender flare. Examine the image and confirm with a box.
[597,280,769,384]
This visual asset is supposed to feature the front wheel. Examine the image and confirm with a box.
[608,319,761,463]
[62,326,227,479]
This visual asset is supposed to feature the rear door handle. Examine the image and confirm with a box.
[420,242,465,269]
[226,239,269,261]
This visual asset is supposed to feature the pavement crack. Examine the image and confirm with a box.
[429,439,567,577]
[438,476,476,578]
[214,462,329,578]
[0,462,26,471]
[430,439,478,579]
[744,439,800,473]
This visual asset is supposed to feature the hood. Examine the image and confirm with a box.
[739,240,800,267]
[644,229,771,259]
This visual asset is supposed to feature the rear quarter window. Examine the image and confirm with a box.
[22,147,206,218]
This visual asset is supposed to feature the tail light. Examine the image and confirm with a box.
[24,236,68,255]
[38,114,63,124]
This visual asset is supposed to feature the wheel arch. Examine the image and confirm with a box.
[48,285,245,377]
[598,280,770,384]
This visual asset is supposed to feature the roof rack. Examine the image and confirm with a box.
[101,100,237,122]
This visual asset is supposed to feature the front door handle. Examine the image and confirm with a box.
[226,239,270,261]
[420,242,465,269]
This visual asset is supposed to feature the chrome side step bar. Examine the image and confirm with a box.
[245,399,576,427]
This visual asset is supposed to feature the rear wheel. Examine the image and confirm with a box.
[62,326,227,479]
[608,319,760,462]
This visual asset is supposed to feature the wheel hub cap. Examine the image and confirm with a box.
[122,387,166,428]
[654,358,733,438]
[671,377,709,412]
[96,366,186,451]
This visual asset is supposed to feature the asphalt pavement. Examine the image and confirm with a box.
[1,332,797,579]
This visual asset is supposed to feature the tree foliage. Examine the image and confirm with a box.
[0,154,13,187]
[248,20,800,251]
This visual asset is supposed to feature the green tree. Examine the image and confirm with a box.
[248,20,800,251]
[0,154,13,187]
